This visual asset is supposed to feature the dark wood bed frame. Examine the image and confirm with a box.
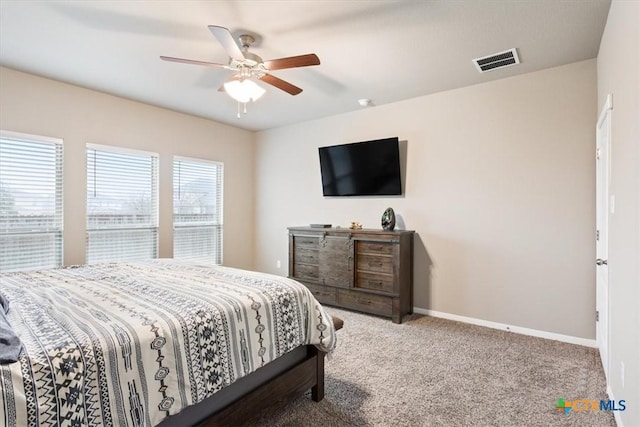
[158,316,343,427]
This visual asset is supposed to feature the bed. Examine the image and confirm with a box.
[0,259,337,426]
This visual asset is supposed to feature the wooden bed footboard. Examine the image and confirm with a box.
[159,316,342,427]
[201,346,325,426]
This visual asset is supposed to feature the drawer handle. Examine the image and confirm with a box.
[365,280,384,287]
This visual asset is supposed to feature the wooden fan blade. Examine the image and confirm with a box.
[259,74,303,95]
[160,56,227,68]
[263,54,320,70]
[208,25,245,61]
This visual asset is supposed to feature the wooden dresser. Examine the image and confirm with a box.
[288,226,414,323]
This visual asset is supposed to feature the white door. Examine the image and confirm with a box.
[596,94,612,380]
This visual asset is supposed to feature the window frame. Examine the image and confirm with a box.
[0,130,64,272]
[173,155,224,264]
[86,143,159,264]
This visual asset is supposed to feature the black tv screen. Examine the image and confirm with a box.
[319,137,402,196]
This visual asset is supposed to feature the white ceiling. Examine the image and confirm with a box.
[0,1,610,132]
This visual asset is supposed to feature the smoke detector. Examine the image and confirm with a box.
[473,48,520,73]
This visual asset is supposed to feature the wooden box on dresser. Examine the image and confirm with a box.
[288,226,414,323]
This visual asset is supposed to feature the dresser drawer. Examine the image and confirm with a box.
[355,271,394,293]
[292,263,319,281]
[294,248,319,264]
[293,236,320,248]
[304,283,337,305]
[356,254,393,274]
[337,289,393,317]
[357,241,394,255]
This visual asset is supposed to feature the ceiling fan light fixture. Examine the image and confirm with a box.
[162,25,320,118]
[224,79,266,103]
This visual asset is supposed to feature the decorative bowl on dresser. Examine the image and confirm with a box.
[288,226,414,323]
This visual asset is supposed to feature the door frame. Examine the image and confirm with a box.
[596,94,612,380]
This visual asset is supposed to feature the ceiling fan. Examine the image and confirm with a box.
[161,25,320,110]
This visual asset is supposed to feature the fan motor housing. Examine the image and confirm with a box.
[240,51,263,67]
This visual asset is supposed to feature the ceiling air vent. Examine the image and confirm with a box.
[473,48,520,73]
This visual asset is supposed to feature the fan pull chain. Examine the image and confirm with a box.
[236,101,250,119]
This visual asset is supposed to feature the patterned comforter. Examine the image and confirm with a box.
[0,259,336,426]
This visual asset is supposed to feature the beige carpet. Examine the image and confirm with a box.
[254,308,615,427]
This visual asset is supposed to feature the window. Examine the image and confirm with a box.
[173,157,223,264]
[87,145,158,264]
[0,131,63,272]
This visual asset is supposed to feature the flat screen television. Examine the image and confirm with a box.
[318,137,402,196]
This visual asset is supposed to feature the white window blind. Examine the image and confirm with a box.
[173,157,223,264]
[87,145,158,264]
[0,131,63,272]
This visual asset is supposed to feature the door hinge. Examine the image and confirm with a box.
[596,147,600,160]
[596,230,600,241]
[596,310,599,322]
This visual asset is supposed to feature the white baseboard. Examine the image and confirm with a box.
[413,307,597,348]
[607,385,624,427]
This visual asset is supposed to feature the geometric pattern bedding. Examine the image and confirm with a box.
[0,259,336,426]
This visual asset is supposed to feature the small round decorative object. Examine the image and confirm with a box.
[381,207,396,231]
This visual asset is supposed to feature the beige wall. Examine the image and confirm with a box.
[255,60,597,339]
[597,1,640,425]
[0,66,256,270]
